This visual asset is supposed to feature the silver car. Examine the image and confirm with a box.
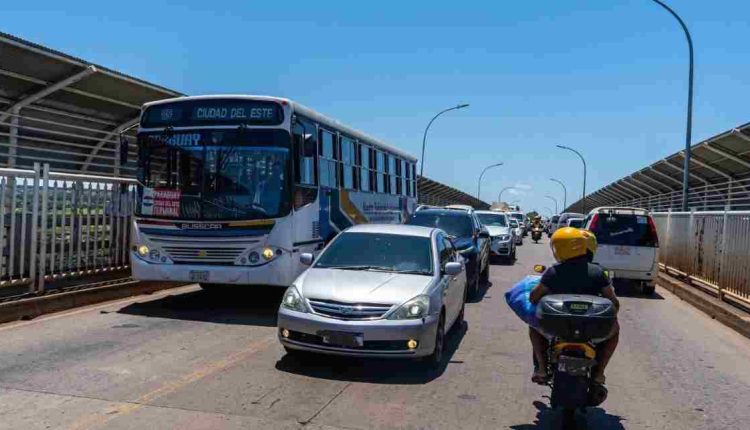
[277,224,467,365]
[475,210,516,262]
[509,219,523,245]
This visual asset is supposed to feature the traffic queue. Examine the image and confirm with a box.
[277,205,527,366]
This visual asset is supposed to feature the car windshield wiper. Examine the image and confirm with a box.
[318,265,393,272]
[392,269,432,276]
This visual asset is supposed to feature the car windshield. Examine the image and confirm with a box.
[551,216,560,223]
[589,213,657,247]
[407,212,473,237]
[314,232,433,275]
[477,213,507,227]
[510,220,519,228]
[568,219,584,228]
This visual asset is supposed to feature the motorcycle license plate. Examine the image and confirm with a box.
[569,303,590,312]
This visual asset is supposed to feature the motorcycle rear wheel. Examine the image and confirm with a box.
[561,408,577,430]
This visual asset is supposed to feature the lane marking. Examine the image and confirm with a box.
[66,336,276,430]
[0,284,200,332]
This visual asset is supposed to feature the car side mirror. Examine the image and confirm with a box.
[444,262,462,276]
[478,230,490,239]
[300,253,314,266]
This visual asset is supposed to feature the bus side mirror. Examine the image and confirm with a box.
[119,135,129,165]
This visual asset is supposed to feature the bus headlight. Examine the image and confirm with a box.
[240,247,282,266]
[137,245,150,257]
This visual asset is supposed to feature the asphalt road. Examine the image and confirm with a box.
[1,237,749,429]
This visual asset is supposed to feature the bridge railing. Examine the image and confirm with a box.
[652,210,750,309]
[0,163,136,295]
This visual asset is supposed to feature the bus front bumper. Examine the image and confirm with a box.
[131,252,295,287]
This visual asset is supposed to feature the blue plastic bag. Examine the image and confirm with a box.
[505,275,541,328]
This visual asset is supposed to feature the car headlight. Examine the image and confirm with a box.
[388,295,430,320]
[494,235,511,242]
[137,245,149,257]
[281,286,307,313]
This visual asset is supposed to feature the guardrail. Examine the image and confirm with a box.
[0,163,136,293]
[652,210,750,309]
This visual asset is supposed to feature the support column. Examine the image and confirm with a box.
[8,107,19,167]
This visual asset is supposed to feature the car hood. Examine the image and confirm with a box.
[296,268,434,305]
[486,226,511,236]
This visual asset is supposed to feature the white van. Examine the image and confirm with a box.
[583,207,659,294]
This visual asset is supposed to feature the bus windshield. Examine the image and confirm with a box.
[136,128,291,221]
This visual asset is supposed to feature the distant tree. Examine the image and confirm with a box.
[525,210,539,221]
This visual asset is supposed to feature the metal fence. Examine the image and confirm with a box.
[0,163,136,293]
[652,210,750,308]
[566,177,750,214]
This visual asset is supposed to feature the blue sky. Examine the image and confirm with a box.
[2,1,749,213]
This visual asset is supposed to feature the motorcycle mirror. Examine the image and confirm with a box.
[533,264,546,273]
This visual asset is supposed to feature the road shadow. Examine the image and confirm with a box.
[509,401,626,429]
[491,256,516,266]
[275,319,468,385]
[116,286,284,327]
[613,279,665,300]
[468,280,493,303]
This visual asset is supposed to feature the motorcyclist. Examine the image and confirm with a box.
[531,216,542,230]
[528,227,620,385]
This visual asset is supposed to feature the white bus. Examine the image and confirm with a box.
[131,95,418,288]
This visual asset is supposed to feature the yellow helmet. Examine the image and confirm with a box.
[550,227,590,262]
[583,229,597,257]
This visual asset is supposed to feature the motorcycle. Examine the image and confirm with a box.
[533,265,616,429]
[531,227,543,243]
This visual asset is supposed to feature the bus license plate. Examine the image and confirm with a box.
[189,270,209,282]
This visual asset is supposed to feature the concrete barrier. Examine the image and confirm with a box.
[657,272,750,340]
[0,280,186,324]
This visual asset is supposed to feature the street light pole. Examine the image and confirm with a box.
[419,103,470,178]
[477,162,503,199]
[543,207,554,217]
[650,0,694,212]
[545,195,558,214]
[556,145,587,213]
[498,186,515,203]
[549,178,567,211]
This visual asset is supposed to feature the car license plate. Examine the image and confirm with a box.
[189,270,209,282]
[614,246,631,256]
[321,331,364,348]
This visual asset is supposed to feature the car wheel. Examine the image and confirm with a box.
[480,260,490,285]
[456,290,466,327]
[424,312,445,368]
[642,282,656,295]
[470,264,481,298]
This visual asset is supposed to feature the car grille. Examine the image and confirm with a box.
[285,330,411,351]
[307,299,393,320]
[149,235,259,264]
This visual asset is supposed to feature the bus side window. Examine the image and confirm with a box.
[292,120,317,186]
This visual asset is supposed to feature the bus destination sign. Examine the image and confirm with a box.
[142,99,284,128]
